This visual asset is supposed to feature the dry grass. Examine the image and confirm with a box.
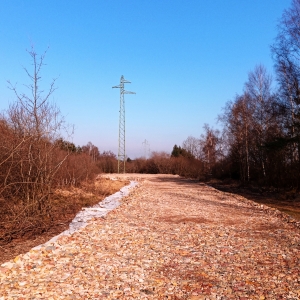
[52,177,129,216]
[0,177,129,265]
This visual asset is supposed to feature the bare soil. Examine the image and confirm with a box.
[0,177,128,265]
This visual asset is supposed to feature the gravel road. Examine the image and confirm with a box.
[0,174,299,299]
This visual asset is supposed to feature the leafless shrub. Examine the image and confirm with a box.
[0,47,70,242]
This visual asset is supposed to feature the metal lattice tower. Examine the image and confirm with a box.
[112,75,135,173]
[142,139,150,159]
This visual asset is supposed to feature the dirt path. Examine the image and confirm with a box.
[1,174,299,299]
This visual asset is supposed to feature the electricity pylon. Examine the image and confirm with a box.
[142,139,150,159]
[112,75,135,173]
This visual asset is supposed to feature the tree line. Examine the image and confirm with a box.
[164,0,300,189]
[119,0,300,189]
[101,0,300,189]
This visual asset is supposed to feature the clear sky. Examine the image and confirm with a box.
[0,0,291,158]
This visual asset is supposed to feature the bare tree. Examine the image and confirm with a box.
[82,142,100,162]
[272,0,300,185]
[198,124,220,178]
[182,136,200,159]
[219,91,256,182]
[97,151,117,173]
[245,65,274,178]
[0,47,70,240]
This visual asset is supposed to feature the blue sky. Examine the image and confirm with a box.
[0,0,291,158]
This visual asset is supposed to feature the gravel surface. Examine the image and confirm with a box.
[0,174,299,299]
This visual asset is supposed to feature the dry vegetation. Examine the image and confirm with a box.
[0,48,106,256]
[0,47,129,265]
[0,177,128,265]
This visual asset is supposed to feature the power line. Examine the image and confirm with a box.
[112,75,135,173]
